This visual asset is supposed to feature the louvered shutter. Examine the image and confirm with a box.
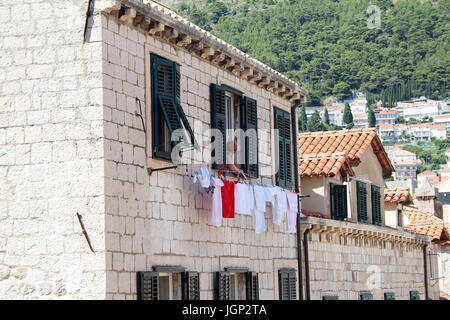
[323,295,339,300]
[245,272,259,300]
[357,182,368,223]
[384,292,395,300]
[275,108,285,187]
[371,185,381,226]
[182,271,200,300]
[283,112,293,189]
[137,271,159,300]
[360,292,373,300]
[211,84,227,170]
[243,97,259,178]
[331,184,347,220]
[215,271,230,300]
[409,290,420,300]
[278,269,296,300]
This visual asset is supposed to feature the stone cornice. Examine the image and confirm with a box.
[301,216,431,246]
[95,0,308,103]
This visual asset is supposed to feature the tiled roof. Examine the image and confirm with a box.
[435,114,450,119]
[378,124,394,129]
[418,170,436,176]
[298,128,394,178]
[301,209,329,219]
[384,188,412,204]
[395,150,416,156]
[403,206,448,240]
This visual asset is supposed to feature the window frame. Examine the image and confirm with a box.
[356,181,368,223]
[371,185,382,226]
[274,107,293,189]
[278,268,297,300]
[330,183,348,220]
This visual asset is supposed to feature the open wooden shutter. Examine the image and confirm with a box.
[211,84,227,170]
[246,272,259,300]
[182,271,200,300]
[137,271,159,300]
[274,108,292,189]
[357,182,368,223]
[371,185,381,226]
[215,271,230,300]
[283,111,293,189]
[278,269,296,300]
[331,184,347,220]
[243,97,259,178]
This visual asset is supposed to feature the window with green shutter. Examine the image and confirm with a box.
[357,182,368,223]
[410,290,420,300]
[182,272,200,300]
[215,271,231,300]
[360,291,373,300]
[151,54,195,161]
[371,185,382,226]
[210,84,227,170]
[137,271,159,300]
[274,108,293,189]
[278,269,296,300]
[245,272,259,300]
[242,97,259,178]
[330,183,347,220]
[384,292,395,300]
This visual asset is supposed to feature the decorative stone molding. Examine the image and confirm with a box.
[97,0,307,103]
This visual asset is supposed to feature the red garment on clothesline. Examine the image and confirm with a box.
[220,179,237,218]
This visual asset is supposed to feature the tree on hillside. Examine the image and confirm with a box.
[368,106,376,128]
[343,102,353,125]
[323,108,330,126]
[332,82,351,101]
[307,110,326,132]
[299,104,307,132]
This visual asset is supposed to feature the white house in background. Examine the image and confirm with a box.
[349,100,367,114]
[434,114,450,131]
[408,124,447,141]
[398,99,441,121]
[353,113,368,128]
[440,168,450,178]
[324,105,344,126]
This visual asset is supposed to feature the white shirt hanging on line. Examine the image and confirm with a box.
[274,188,288,226]
[253,185,267,234]
[193,167,211,188]
[210,177,224,227]
[235,183,252,215]
[286,192,298,234]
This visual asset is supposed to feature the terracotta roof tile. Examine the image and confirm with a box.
[418,170,436,176]
[403,206,448,240]
[384,188,412,204]
[298,128,394,178]
[301,209,329,219]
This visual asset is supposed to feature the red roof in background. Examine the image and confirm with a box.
[435,114,450,119]
[418,170,436,176]
[403,206,449,240]
[378,111,398,115]
[428,176,440,185]
[379,124,394,129]
[298,128,394,178]
[384,188,412,204]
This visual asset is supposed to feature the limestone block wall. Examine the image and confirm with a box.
[100,12,299,300]
[303,217,440,300]
[0,0,106,299]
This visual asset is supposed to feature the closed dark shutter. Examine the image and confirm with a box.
[182,272,200,300]
[278,269,296,300]
[410,290,420,300]
[242,97,259,178]
[371,185,382,226]
[322,295,339,300]
[246,272,259,300]
[384,292,395,300]
[274,108,292,189]
[215,271,230,300]
[211,84,227,170]
[137,271,159,300]
[330,184,347,220]
[360,291,373,300]
[357,182,368,223]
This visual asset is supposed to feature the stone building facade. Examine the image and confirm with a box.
[0,0,439,300]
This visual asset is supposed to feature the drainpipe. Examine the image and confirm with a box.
[291,102,303,300]
[423,243,429,300]
[303,224,314,300]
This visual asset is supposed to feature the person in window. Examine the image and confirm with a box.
[226,138,244,175]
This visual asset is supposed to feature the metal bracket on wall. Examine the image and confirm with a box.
[76,212,95,253]
[147,165,178,176]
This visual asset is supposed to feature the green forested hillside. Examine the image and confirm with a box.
[167,0,450,105]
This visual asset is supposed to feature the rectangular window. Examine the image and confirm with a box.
[215,269,259,300]
[371,185,382,226]
[397,209,403,227]
[278,269,297,300]
[210,84,258,177]
[274,108,293,189]
[137,270,199,300]
[384,292,395,300]
[409,290,420,300]
[360,291,373,300]
[357,182,368,223]
[151,54,195,161]
[330,183,348,220]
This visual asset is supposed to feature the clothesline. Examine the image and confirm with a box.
[193,167,298,235]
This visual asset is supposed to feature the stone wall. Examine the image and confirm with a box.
[303,217,440,300]
[100,11,299,300]
[0,0,107,299]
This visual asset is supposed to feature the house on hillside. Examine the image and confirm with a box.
[297,128,439,299]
